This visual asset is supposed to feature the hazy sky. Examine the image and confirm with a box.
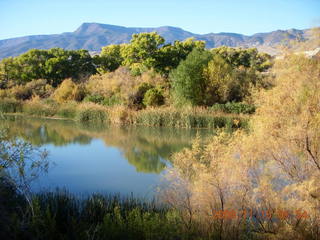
[0,0,319,39]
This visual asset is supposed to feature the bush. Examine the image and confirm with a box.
[143,88,165,107]
[53,79,86,103]
[0,99,22,113]
[75,103,108,122]
[10,79,54,100]
[211,102,256,114]
[127,82,154,109]
[83,94,105,104]
[102,95,122,106]
[10,85,32,100]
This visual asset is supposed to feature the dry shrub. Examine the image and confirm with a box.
[107,105,135,125]
[9,79,54,100]
[86,67,167,106]
[53,79,86,103]
[162,54,320,239]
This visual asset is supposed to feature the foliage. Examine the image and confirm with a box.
[128,82,154,109]
[53,79,86,103]
[97,44,124,73]
[143,88,165,107]
[0,48,97,87]
[10,79,53,100]
[211,46,272,71]
[83,94,105,104]
[155,37,206,76]
[171,49,212,106]
[121,32,165,75]
[211,102,256,114]
[163,54,320,239]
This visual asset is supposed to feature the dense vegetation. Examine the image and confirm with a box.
[1,30,318,239]
[0,32,271,129]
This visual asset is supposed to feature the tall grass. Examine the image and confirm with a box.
[135,107,248,130]
[0,99,22,113]
[22,100,57,117]
[2,190,184,240]
[75,102,108,122]
[0,99,248,129]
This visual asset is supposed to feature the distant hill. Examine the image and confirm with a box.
[0,23,311,59]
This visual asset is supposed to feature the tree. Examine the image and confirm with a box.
[202,55,235,105]
[171,49,212,106]
[156,38,206,76]
[164,54,320,239]
[0,48,97,87]
[97,44,124,73]
[211,46,272,72]
[121,32,165,74]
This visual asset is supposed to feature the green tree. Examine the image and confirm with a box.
[0,48,97,87]
[211,46,272,71]
[203,55,235,105]
[171,49,212,106]
[156,38,206,76]
[121,32,165,75]
[97,44,124,73]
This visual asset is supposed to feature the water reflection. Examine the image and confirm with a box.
[0,116,212,195]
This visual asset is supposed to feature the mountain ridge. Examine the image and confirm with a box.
[0,22,310,59]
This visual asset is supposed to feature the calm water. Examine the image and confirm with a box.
[1,116,212,197]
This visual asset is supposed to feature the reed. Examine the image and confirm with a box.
[0,98,22,113]
[75,102,108,122]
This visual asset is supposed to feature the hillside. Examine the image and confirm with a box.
[0,22,310,58]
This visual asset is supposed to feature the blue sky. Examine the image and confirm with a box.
[0,0,319,40]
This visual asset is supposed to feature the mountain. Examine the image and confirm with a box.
[0,23,310,59]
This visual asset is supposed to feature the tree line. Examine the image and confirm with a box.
[0,32,272,108]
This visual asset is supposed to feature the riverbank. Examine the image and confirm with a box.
[0,99,249,130]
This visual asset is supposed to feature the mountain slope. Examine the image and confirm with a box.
[0,23,310,59]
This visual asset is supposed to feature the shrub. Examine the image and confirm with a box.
[9,79,54,100]
[211,102,256,114]
[83,94,105,104]
[102,95,122,106]
[127,82,153,109]
[75,103,108,122]
[0,89,8,99]
[0,99,22,113]
[143,88,165,107]
[10,85,32,100]
[53,79,86,103]
[107,106,135,125]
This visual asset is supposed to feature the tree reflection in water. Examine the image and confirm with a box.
[1,116,212,174]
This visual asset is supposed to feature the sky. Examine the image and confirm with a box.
[0,0,319,40]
